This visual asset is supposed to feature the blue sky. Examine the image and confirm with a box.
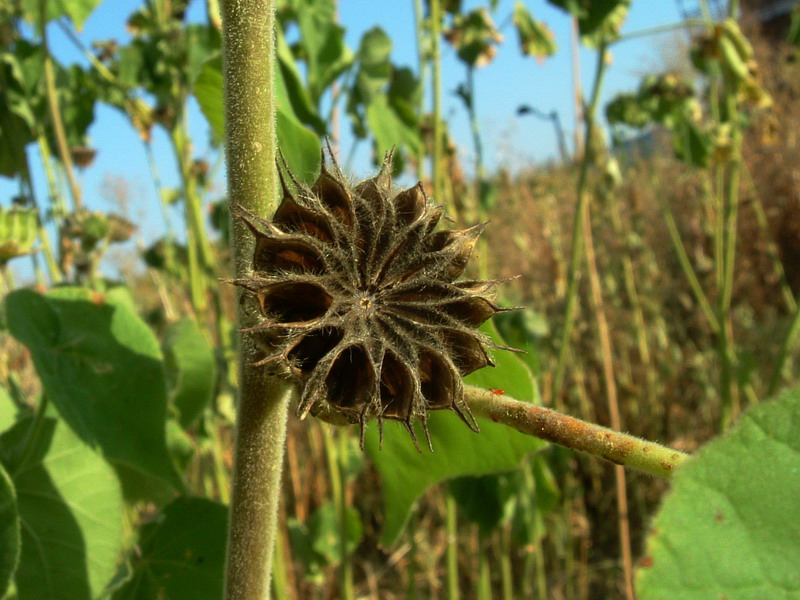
[2,0,688,280]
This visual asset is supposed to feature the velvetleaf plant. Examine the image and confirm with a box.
[230,149,514,450]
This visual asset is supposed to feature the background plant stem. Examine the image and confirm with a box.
[221,0,295,598]
[552,43,609,405]
[581,203,635,599]
[430,0,444,212]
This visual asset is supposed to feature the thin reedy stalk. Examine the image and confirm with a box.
[466,66,485,184]
[607,191,656,405]
[40,19,82,212]
[445,493,460,600]
[36,135,67,218]
[464,385,690,479]
[322,428,354,600]
[171,123,216,310]
[552,43,610,404]
[430,0,445,212]
[718,130,744,427]
[19,158,60,284]
[742,166,796,312]
[653,175,721,332]
[413,0,427,182]
[768,305,800,397]
[499,529,514,600]
[271,520,291,600]
[221,1,295,599]
[581,204,634,600]
[478,541,492,600]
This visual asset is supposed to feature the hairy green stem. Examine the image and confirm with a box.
[552,43,610,404]
[221,1,294,599]
[464,386,690,478]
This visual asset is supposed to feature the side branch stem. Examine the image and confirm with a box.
[464,385,690,479]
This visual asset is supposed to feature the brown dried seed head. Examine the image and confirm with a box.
[233,150,510,450]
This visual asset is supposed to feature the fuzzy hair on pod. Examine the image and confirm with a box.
[230,149,513,451]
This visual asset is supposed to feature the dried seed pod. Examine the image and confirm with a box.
[232,150,512,450]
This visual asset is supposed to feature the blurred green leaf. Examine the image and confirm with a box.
[166,418,195,473]
[448,471,519,536]
[637,386,800,599]
[113,497,228,600]
[789,5,800,46]
[0,387,17,435]
[0,462,19,600]
[276,109,322,183]
[276,29,327,134]
[478,178,498,212]
[444,8,503,67]
[192,60,224,143]
[0,417,124,600]
[0,207,38,266]
[309,502,363,564]
[548,0,631,47]
[366,321,544,546]
[366,93,420,167]
[19,0,104,28]
[163,318,217,429]
[354,27,392,102]
[193,58,322,183]
[513,2,557,59]
[673,115,712,168]
[0,48,38,178]
[288,500,362,581]
[5,288,183,500]
[293,0,354,105]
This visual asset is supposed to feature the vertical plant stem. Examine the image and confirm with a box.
[430,0,444,210]
[768,303,800,396]
[19,160,61,284]
[171,124,216,311]
[533,536,547,600]
[570,17,583,158]
[221,1,295,599]
[271,520,291,600]
[552,43,609,404]
[608,192,654,402]
[413,0,427,182]
[36,135,67,217]
[654,177,720,332]
[499,529,513,600]
[742,167,796,312]
[445,493,459,600]
[718,106,744,427]
[478,541,492,600]
[40,9,82,212]
[323,428,354,600]
[581,206,635,600]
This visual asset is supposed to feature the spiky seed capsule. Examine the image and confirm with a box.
[232,151,510,450]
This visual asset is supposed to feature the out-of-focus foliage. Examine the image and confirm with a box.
[0,207,37,266]
[513,1,557,59]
